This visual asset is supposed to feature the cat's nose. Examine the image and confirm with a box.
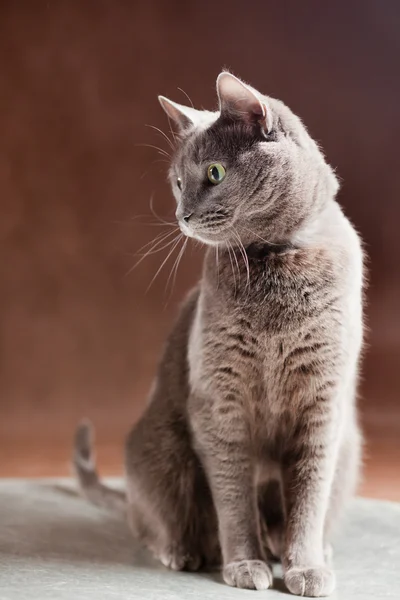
[182,213,193,224]
[176,207,193,223]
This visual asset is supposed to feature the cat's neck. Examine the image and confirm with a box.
[291,199,344,248]
[243,199,343,252]
[203,201,344,265]
[244,241,294,260]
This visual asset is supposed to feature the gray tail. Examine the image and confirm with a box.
[73,420,126,514]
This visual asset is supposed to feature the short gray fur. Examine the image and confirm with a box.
[73,72,365,597]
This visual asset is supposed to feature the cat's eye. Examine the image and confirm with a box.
[207,163,226,185]
[177,177,182,190]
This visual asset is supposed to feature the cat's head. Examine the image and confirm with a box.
[159,72,338,247]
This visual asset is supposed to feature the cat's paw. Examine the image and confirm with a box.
[223,560,273,590]
[159,546,202,571]
[284,566,335,597]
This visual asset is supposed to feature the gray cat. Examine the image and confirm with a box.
[74,72,364,597]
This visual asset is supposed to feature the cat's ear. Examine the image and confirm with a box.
[158,96,202,132]
[216,72,272,134]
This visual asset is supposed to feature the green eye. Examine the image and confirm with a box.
[207,163,226,184]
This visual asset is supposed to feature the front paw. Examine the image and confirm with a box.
[158,545,202,572]
[284,566,335,597]
[223,560,273,590]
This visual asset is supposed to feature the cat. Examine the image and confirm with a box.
[73,71,364,597]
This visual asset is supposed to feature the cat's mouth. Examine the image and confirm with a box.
[177,209,233,245]
[178,220,232,246]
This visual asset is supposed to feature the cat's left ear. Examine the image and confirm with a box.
[217,72,273,135]
[158,95,203,133]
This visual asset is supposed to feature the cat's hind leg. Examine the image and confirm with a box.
[124,287,220,570]
[125,402,219,571]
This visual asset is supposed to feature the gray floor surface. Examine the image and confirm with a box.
[0,479,399,599]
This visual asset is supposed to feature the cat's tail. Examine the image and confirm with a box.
[73,420,126,514]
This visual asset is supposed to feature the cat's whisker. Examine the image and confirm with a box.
[241,226,280,247]
[215,245,220,290]
[149,194,176,227]
[165,238,184,293]
[114,219,173,228]
[232,227,250,293]
[124,236,178,264]
[226,241,237,295]
[231,240,241,286]
[125,230,181,277]
[166,236,188,300]
[147,221,177,228]
[136,234,180,258]
[140,158,171,180]
[177,87,195,109]
[145,124,175,151]
[235,230,250,291]
[165,114,178,145]
[134,227,178,257]
[115,220,176,229]
[151,158,170,166]
[146,234,183,293]
[136,143,171,158]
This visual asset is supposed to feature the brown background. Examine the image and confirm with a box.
[0,1,399,499]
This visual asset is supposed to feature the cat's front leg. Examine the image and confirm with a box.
[282,406,340,597]
[189,392,273,591]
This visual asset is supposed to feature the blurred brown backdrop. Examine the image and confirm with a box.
[0,1,399,498]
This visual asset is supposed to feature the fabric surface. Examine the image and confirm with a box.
[0,479,399,599]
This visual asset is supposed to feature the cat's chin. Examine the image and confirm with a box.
[191,233,221,246]
[179,222,228,247]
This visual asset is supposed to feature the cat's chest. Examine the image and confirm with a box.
[203,245,335,334]
[188,299,298,444]
[190,245,341,399]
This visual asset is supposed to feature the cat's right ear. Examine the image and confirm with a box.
[216,72,273,135]
[158,96,201,132]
